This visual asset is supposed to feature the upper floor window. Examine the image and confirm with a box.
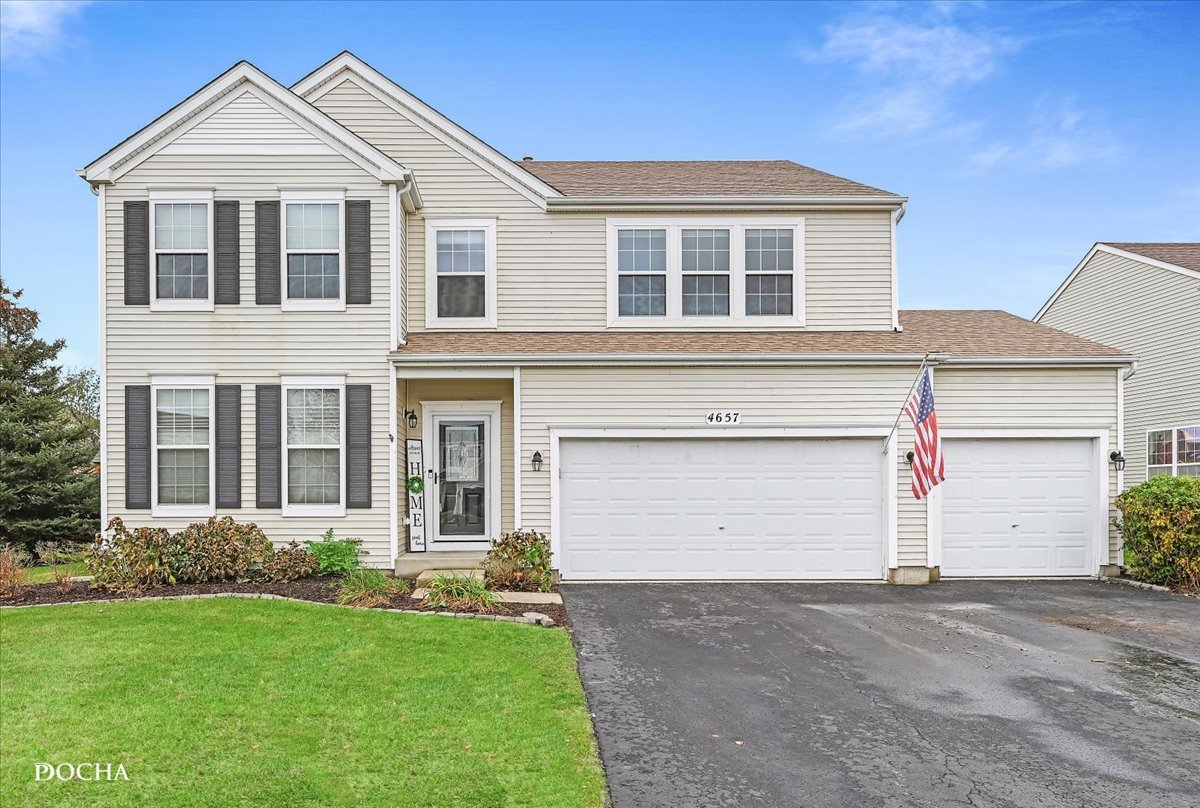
[1148,426,1200,478]
[151,379,214,517]
[607,218,803,326]
[150,191,213,311]
[425,219,497,328]
[284,201,342,305]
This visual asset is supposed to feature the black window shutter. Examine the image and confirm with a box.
[124,201,150,305]
[255,201,280,305]
[345,200,371,304]
[346,384,372,508]
[214,200,240,305]
[215,384,241,508]
[255,385,281,508]
[125,385,151,509]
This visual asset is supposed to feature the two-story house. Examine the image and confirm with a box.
[81,53,1132,584]
[1035,243,1199,486]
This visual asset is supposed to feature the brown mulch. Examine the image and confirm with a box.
[2,577,568,628]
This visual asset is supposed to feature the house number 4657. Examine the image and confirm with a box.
[705,411,741,425]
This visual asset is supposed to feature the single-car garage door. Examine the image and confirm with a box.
[941,438,1097,577]
[558,437,885,581]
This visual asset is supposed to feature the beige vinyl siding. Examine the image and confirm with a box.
[310,76,896,333]
[1039,250,1200,486]
[517,365,1120,569]
[159,90,335,153]
[402,379,515,536]
[104,145,395,564]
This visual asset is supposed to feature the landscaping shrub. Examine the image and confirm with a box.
[304,529,365,575]
[259,541,319,582]
[336,568,408,607]
[85,517,176,591]
[423,573,498,612]
[34,540,81,593]
[483,529,554,592]
[172,517,272,583]
[1115,475,1200,589]
[0,546,28,599]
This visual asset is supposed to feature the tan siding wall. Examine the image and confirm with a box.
[160,90,334,152]
[310,77,895,333]
[403,379,515,536]
[104,146,395,564]
[517,365,1120,569]
[1039,250,1200,486]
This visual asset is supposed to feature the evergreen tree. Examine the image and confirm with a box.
[0,277,100,550]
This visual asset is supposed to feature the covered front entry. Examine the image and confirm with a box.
[938,437,1102,576]
[420,401,502,551]
[556,435,888,581]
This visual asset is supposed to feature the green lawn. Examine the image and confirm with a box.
[0,600,605,808]
[21,562,88,584]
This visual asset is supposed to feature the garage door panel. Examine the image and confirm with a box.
[559,437,885,580]
[941,438,1095,577]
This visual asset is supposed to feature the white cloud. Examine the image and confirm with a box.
[964,98,1121,174]
[805,5,1021,138]
[0,0,89,63]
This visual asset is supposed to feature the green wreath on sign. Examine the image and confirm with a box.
[407,475,425,494]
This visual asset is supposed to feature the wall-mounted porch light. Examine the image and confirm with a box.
[405,409,418,430]
[905,451,915,466]
[531,451,544,472]
[1109,450,1126,471]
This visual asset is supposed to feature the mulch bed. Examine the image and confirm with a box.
[2,577,568,627]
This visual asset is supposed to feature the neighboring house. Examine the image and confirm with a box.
[81,52,1132,584]
[1036,243,1200,488]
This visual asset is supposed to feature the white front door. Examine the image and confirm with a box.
[422,402,500,549]
[558,437,886,581]
[940,438,1096,576]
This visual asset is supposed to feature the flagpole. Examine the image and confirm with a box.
[882,352,930,453]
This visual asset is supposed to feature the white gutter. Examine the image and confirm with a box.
[389,351,1133,368]
[544,195,907,212]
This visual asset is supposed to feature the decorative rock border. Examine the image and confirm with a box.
[0,591,557,626]
[1098,576,1175,594]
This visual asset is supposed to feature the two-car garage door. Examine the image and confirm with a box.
[558,437,886,580]
[557,435,1101,581]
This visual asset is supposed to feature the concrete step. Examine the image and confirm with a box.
[414,568,485,587]
[394,551,486,579]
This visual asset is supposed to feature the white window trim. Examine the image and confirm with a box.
[149,190,215,312]
[150,375,216,518]
[1147,425,1200,477]
[281,375,347,518]
[280,189,346,312]
[605,216,805,328]
[424,218,498,329]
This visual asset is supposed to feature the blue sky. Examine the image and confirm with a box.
[2,0,1197,370]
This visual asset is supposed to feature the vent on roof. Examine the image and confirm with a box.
[521,155,533,162]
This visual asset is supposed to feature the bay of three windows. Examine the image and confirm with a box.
[616,224,799,320]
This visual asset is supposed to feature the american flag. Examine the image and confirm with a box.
[905,367,945,500]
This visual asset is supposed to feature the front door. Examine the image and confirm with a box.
[432,416,490,543]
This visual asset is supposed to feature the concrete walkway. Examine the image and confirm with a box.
[564,580,1200,808]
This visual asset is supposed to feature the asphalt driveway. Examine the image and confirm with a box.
[563,581,1200,808]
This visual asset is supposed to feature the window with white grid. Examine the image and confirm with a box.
[285,203,341,300]
[1150,426,1200,477]
[617,228,667,316]
[154,387,211,508]
[286,388,342,506]
[436,228,487,319]
[744,228,794,316]
[681,229,730,316]
[153,203,210,300]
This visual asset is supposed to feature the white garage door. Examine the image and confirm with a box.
[558,437,885,581]
[941,438,1096,577]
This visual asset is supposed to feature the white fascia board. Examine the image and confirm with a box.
[544,195,908,212]
[81,61,411,187]
[389,352,1133,368]
[1034,243,1200,322]
[292,52,560,206]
